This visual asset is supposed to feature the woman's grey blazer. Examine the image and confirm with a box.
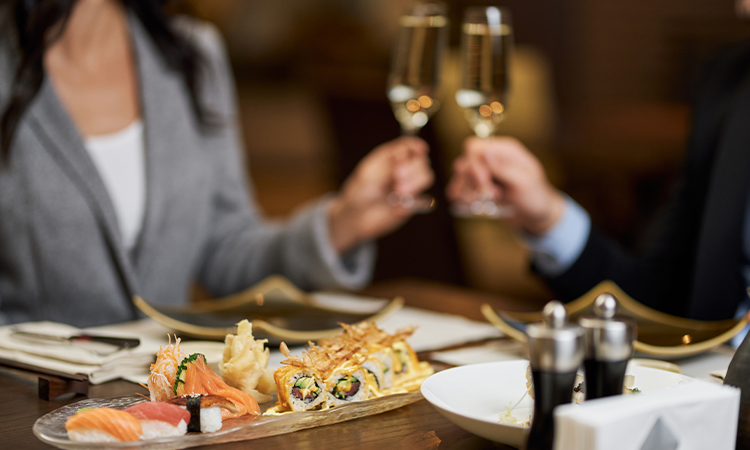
[0,14,374,327]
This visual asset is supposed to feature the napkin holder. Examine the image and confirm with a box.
[553,381,739,450]
[481,280,748,358]
[133,275,404,343]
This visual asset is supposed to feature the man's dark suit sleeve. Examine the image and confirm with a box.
[533,43,750,319]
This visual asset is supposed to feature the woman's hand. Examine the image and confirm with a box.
[328,137,434,254]
[447,136,565,236]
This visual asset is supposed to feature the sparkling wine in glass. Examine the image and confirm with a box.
[452,6,514,218]
[387,2,448,136]
[385,2,448,211]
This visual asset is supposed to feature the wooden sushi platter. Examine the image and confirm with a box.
[33,390,424,449]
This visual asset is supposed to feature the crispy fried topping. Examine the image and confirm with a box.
[279,322,415,378]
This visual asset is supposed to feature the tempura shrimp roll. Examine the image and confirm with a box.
[274,366,327,412]
[325,364,369,407]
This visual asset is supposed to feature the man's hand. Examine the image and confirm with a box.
[447,136,565,236]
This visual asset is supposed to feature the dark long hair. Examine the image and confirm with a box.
[0,0,217,161]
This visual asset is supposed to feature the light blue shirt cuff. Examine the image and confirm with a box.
[731,295,750,348]
[524,196,591,277]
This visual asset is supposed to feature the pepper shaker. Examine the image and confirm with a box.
[579,293,636,400]
[526,301,583,450]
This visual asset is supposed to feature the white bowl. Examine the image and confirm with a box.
[420,360,692,449]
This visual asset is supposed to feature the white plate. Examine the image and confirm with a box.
[420,360,693,449]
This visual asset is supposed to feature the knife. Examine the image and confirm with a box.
[10,329,140,349]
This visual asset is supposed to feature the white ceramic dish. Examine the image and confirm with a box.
[420,360,693,449]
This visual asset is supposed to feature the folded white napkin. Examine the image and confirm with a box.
[554,380,740,450]
[0,320,167,384]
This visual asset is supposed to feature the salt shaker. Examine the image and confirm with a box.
[526,301,583,450]
[579,293,636,400]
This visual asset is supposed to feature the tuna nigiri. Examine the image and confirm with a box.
[123,402,190,439]
[174,353,261,418]
[65,407,142,443]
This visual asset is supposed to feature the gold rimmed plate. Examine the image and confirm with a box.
[133,276,404,344]
[480,280,748,358]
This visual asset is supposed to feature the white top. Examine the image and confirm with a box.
[84,120,146,253]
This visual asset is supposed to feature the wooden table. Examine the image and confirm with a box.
[1,280,548,450]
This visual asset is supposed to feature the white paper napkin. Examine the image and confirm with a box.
[0,320,167,384]
[431,339,527,366]
[554,380,740,450]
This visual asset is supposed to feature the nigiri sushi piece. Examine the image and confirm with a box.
[174,353,260,418]
[123,401,190,439]
[65,407,142,443]
[165,394,238,433]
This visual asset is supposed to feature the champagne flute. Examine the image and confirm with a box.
[386,1,448,211]
[451,6,514,218]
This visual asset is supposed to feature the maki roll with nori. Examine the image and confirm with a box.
[274,365,328,412]
[361,355,387,393]
[368,347,394,389]
[325,364,369,407]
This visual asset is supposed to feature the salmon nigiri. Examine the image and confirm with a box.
[174,353,261,418]
[65,407,142,442]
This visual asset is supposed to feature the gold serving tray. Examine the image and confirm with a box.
[133,276,404,344]
[481,280,748,358]
[34,391,423,450]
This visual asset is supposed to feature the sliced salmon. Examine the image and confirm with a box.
[175,355,261,418]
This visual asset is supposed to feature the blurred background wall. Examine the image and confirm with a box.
[183,0,750,302]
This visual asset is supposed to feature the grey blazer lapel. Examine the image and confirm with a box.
[127,15,202,282]
[24,53,139,302]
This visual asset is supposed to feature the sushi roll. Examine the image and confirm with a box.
[391,340,419,381]
[325,364,369,407]
[165,394,237,433]
[123,401,190,439]
[369,347,394,389]
[274,365,328,412]
[361,356,386,394]
[65,407,142,443]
